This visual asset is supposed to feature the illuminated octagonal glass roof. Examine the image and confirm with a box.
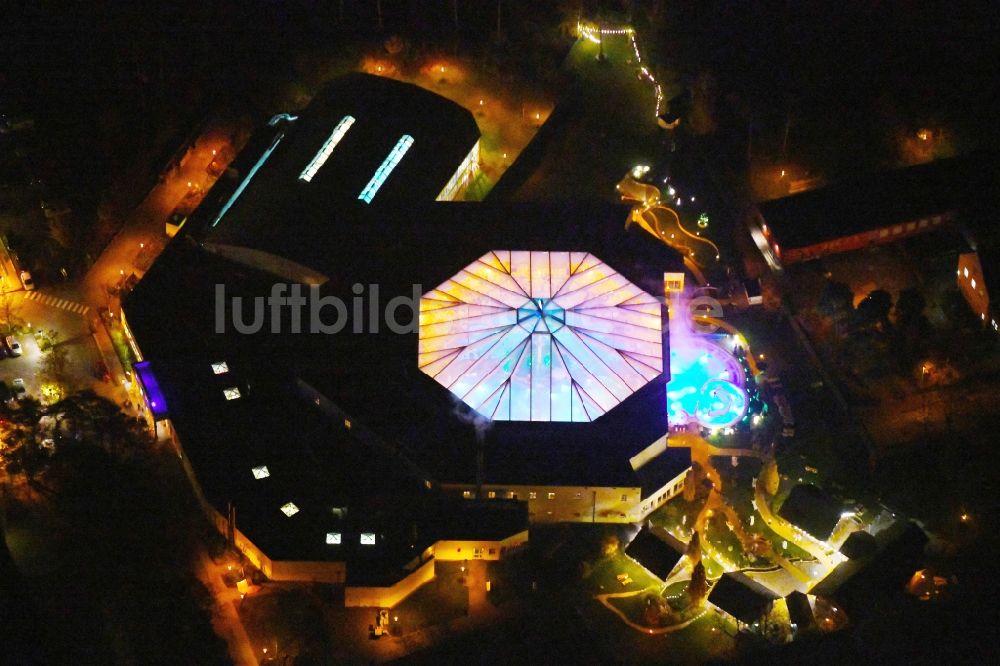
[418,251,663,422]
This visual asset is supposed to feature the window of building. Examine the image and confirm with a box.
[488,491,496,499]
[280,502,299,517]
[223,387,242,400]
[463,490,472,499]
[489,548,496,555]
[529,492,537,500]
[573,492,583,500]
[547,492,556,500]
[664,272,685,293]
[251,465,270,480]
[508,491,516,499]
[621,493,628,502]
[326,532,342,545]
[343,419,352,429]
[211,361,229,375]
[473,548,482,558]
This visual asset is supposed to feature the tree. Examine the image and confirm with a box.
[0,397,46,484]
[643,594,668,627]
[818,280,853,337]
[601,533,620,558]
[48,391,150,458]
[39,342,71,388]
[895,288,926,327]
[855,289,893,331]
[685,530,702,566]
[761,458,780,496]
[687,562,708,607]
[683,463,700,502]
[894,287,931,365]
[0,290,20,335]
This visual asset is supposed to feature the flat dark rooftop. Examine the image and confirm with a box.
[624,524,685,580]
[708,571,780,624]
[758,153,999,250]
[777,484,844,541]
[123,72,689,572]
[976,245,1000,305]
[811,521,927,602]
[194,72,479,247]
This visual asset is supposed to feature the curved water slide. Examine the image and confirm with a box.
[618,176,720,271]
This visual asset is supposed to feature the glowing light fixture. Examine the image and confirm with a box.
[358,134,414,204]
[251,465,270,479]
[326,532,342,545]
[360,532,376,545]
[418,251,663,422]
[223,387,242,400]
[280,502,300,517]
[211,361,230,375]
[631,164,651,179]
[299,115,356,182]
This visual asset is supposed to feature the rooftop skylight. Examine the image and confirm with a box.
[299,115,356,182]
[358,134,414,204]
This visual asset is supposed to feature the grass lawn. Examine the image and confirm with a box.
[586,551,660,596]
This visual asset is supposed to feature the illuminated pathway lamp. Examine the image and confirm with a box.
[418,251,664,422]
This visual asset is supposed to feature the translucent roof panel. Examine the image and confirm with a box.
[358,134,414,204]
[418,251,664,422]
[299,115,356,182]
[251,465,270,480]
[280,502,300,517]
[223,387,242,400]
[326,532,342,545]
[211,361,230,375]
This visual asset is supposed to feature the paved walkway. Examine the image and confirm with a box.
[81,126,235,310]
[195,550,258,666]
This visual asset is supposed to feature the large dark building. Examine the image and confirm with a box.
[122,74,690,599]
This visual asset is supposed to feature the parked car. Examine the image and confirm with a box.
[12,377,27,399]
[4,335,21,356]
[19,270,34,290]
